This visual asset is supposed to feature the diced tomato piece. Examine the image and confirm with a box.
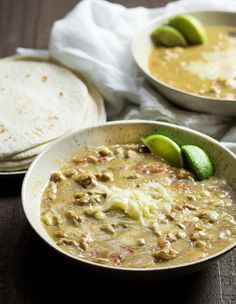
[72,157,87,165]
[149,164,166,174]
[127,247,135,254]
[120,245,135,254]
[175,205,184,211]
[158,238,169,249]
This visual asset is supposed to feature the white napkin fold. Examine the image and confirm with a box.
[18,0,236,150]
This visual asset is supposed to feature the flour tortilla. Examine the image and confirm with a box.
[0,71,105,167]
[0,56,105,172]
[1,144,48,161]
[0,56,105,160]
[0,89,103,164]
[0,79,105,163]
[0,157,33,169]
[0,99,99,166]
[0,164,29,172]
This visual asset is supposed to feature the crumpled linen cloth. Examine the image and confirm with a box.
[18,0,236,152]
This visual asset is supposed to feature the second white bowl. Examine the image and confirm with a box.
[132,10,236,117]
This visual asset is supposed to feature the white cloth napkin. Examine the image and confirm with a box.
[18,0,236,153]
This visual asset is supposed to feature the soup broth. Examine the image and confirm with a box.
[149,26,236,99]
[41,144,236,268]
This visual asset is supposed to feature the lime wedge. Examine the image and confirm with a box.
[142,134,183,168]
[151,25,187,47]
[182,145,214,181]
[169,14,207,45]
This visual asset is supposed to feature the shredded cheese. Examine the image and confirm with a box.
[184,38,236,80]
[91,182,173,226]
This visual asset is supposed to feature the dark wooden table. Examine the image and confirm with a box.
[0,1,235,303]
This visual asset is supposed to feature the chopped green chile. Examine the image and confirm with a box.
[41,144,236,268]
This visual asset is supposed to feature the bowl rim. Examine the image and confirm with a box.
[131,9,236,104]
[22,120,236,272]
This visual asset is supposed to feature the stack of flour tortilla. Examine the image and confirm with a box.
[0,56,106,172]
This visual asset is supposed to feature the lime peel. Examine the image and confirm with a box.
[142,134,183,168]
[151,25,187,47]
[169,14,208,45]
[150,14,207,47]
[142,134,214,181]
[182,145,214,181]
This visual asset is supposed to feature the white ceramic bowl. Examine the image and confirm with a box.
[132,11,236,117]
[22,121,236,278]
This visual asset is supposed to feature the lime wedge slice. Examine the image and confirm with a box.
[142,134,183,168]
[151,25,187,47]
[169,14,207,45]
[182,145,214,181]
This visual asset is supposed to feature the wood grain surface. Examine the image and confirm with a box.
[0,1,235,303]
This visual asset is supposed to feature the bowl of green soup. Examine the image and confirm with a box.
[132,11,236,117]
[22,120,236,279]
